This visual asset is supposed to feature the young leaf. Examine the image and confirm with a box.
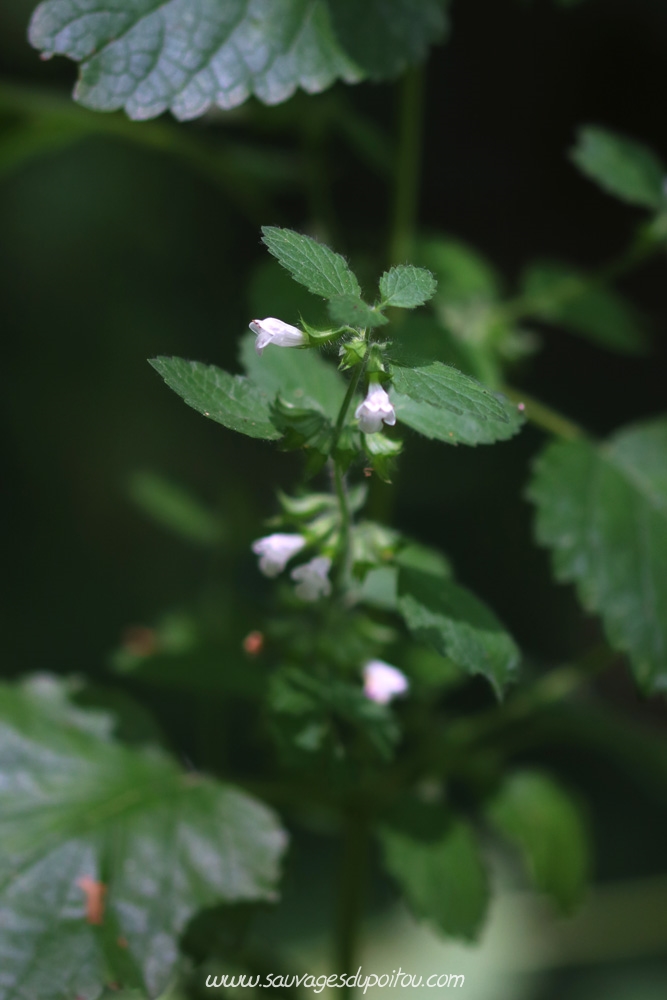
[239,331,346,421]
[379,264,438,308]
[379,819,489,940]
[397,562,520,697]
[328,0,449,78]
[486,770,589,914]
[327,294,389,328]
[149,356,280,440]
[261,227,361,300]
[521,261,650,355]
[528,418,667,693]
[389,357,524,445]
[28,0,362,121]
[0,682,287,999]
[570,126,666,209]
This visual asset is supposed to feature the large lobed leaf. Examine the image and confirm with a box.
[0,681,287,1000]
[150,356,280,440]
[29,0,448,121]
[570,126,666,209]
[389,357,525,446]
[528,418,667,693]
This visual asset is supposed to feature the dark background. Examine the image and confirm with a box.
[1,1,666,996]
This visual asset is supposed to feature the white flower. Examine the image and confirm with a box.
[362,659,409,704]
[355,382,397,434]
[249,317,307,355]
[291,556,332,602]
[251,533,306,577]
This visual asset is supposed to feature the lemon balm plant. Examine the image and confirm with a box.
[1,1,666,998]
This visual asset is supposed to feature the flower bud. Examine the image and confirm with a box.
[355,381,397,435]
[249,317,307,355]
[251,533,306,577]
[290,556,332,602]
[362,659,409,704]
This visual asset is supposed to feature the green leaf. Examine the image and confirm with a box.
[379,265,438,308]
[328,0,449,78]
[327,294,388,329]
[28,0,362,121]
[261,227,361,300]
[486,770,589,913]
[397,562,520,697]
[149,356,280,440]
[238,331,346,422]
[570,126,666,209]
[379,819,489,940]
[0,683,287,999]
[527,419,667,693]
[521,261,650,355]
[128,471,224,546]
[416,236,501,304]
[389,358,524,445]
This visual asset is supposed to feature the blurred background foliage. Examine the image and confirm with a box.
[2,0,667,997]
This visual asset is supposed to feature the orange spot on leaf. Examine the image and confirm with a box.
[77,876,107,925]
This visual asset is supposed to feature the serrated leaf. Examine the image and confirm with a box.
[28,0,362,121]
[128,471,224,545]
[527,419,667,693]
[238,331,346,421]
[486,770,589,914]
[0,683,287,999]
[327,294,388,329]
[261,227,361,300]
[379,265,438,308]
[521,261,649,355]
[379,819,489,940]
[328,0,449,79]
[570,126,666,209]
[389,358,524,445]
[149,356,280,440]
[397,563,520,697]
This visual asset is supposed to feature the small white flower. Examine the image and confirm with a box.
[251,533,306,577]
[362,659,409,704]
[291,556,332,602]
[249,317,307,355]
[355,382,397,434]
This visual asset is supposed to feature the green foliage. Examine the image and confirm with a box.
[417,235,501,304]
[520,261,650,355]
[379,818,489,940]
[328,0,449,78]
[528,419,667,693]
[570,126,666,209]
[0,680,287,999]
[327,294,389,328]
[239,331,346,421]
[486,770,589,913]
[397,557,520,697]
[128,471,224,546]
[389,357,525,445]
[379,264,438,308]
[149,357,280,440]
[261,226,361,300]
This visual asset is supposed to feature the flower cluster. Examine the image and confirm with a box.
[251,532,332,603]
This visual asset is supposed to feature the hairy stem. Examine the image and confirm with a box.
[389,67,424,266]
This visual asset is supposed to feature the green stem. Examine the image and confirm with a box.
[501,385,585,441]
[335,808,369,992]
[389,67,424,266]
